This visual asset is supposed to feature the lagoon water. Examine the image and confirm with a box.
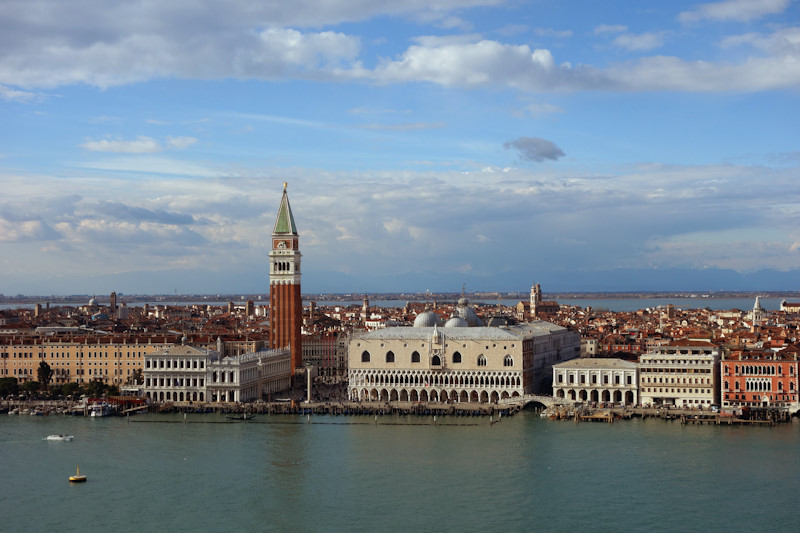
[3,412,799,532]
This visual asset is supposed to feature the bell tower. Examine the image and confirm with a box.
[269,182,302,373]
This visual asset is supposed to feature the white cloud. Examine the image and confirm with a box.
[533,28,573,39]
[523,102,565,116]
[166,137,199,149]
[412,34,484,47]
[358,122,446,131]
[0,84,37,102]
[373,40,561,89]
[594,24,628,35]
[0,218,60,242]
[80,136,199,153]
[370,32,800,92]
[0,1,502,90]
[2,159,800,292]
[720,27,800,55]
[68,156,219,177]
[0,2,798,95]
[613,32,666,52]
[80,136,162,153]
[679,0,791,23]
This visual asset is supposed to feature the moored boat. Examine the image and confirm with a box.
[89,402,115,417]
[46,434,74,441]
[225,413,255,421]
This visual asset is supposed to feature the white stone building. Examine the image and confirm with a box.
[638,342,720,408]
[207,347,292,403]
[144,344,216,403]
[552,358,639,405]
[143,344,291,404]
[348,302,580,403]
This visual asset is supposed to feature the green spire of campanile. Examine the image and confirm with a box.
[273,182,298,235]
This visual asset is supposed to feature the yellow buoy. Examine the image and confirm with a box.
[69,465,87,483]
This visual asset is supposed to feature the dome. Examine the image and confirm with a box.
[413,311,440,328]
[444,316,468,328]
[88,297,97,306]
[457,304,482,327]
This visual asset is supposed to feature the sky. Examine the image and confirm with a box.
[1,0,799,296]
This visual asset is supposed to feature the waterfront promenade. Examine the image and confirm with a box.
[5,397,795,425]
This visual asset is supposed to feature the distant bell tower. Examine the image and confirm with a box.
[751,296,763,331]
[269,182,302,374]
[530,283,542,318]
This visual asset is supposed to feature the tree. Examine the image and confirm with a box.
[85,380,107,398]
[37,361,53,390]
[0,377,18,397]
[62,382,80,398]
[23,380,40,394]
[126,368,143,385]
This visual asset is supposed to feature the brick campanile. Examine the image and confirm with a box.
[269,182,302,374]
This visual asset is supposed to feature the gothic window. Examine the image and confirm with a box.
[386,351,395,363]
[432,355,441,366]
[503,355,513,367]
[361,351,371,363]
[477,355,487,367]
[411,351,420,363]
[452,351,462,363]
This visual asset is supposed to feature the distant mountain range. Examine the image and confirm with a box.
[2,266,798,299]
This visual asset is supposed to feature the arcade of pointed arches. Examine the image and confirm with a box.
[349,369,523,403]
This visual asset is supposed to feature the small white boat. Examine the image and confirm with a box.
[89,402,115,417]
[46,434,74,441]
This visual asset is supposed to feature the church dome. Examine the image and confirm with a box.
[88,297,97,306]
[456,299,482,327]
[444,316,468,328]
[414,311,440,328]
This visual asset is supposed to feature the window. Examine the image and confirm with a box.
[361,351,371,363]
[503,355,513,367]
[477,355,487,367]
[432,355,441,366]
[452,351,462,363]
[411,351,420,363]
[386,351,395,363]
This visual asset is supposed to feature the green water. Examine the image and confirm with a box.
[2,412,798,532]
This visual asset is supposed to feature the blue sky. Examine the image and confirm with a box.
[1,0,799,296]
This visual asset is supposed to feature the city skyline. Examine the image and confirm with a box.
[1,0,799,295]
